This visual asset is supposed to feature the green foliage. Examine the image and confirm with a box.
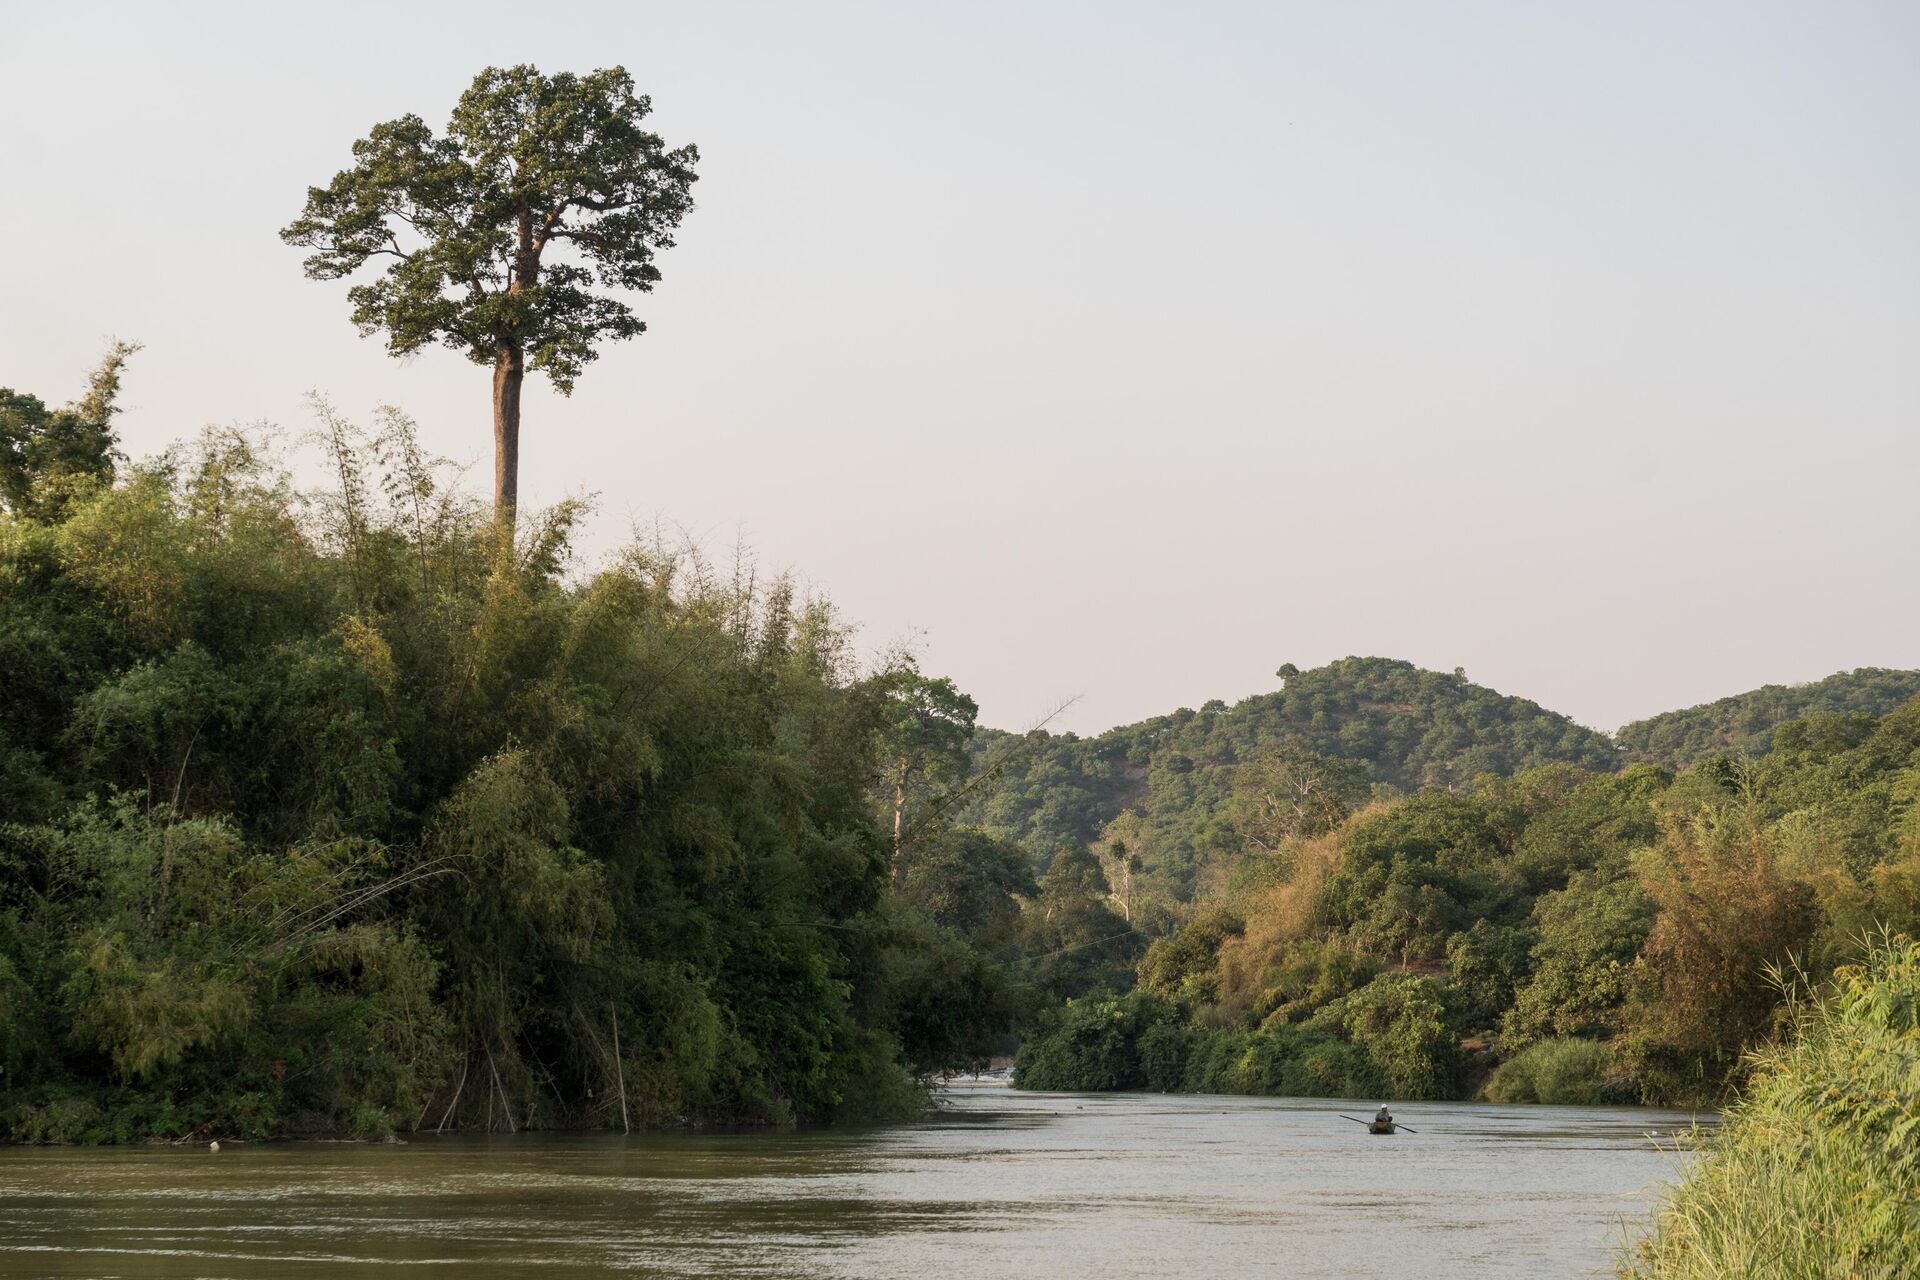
[1138,906,1243,1005]
[1503,871,1653,1046]
[1019,844,1143,1000]
[878,670,978,877]
[964,657,1622,906]
[0,405,985,1141]
[1322,792,1514,961]
[1177,1022,1369,1097]
[1013,680,1920,1110]
[281,65,697,393]
[1013,995,1158,1091]
[1136,1021,1192,1091]
[1017,964,1460,1101]
[0,343,137,520]
[1013,993,1378,1099]
[1485,1038,1614,1105]
[1625,936,1920,1278]
[1306,971,1462,1099]
[1250,936,1379,1024]
[879,921,1024,1077]
[898,828,1036,950]
[1617,668,1920,769]
[1445,919,1537,1031]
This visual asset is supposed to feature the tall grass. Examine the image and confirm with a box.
[1623,935,1920,1278]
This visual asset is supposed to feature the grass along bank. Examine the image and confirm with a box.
[1624,935,1920,1278]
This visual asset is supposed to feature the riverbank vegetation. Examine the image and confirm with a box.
[1624,935,1920,1278]
[0,368,1026,1141]
[1009,682,1920,1109]
[5,348,1917,1145]
[7,353,1912,1143]
[9,56,1914,1155]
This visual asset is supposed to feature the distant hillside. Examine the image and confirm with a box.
[962,657,1621,877]
[1615,668,1920,768]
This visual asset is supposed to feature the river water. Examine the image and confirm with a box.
[0,1084,1703,1279]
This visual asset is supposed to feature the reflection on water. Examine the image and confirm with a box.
[0,1085,1704,1278]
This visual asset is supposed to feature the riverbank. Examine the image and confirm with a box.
[1623,937,1920,1278]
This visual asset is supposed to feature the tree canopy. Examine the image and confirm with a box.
[282,65,698,526]
[0,342,137,520]
[0,400,1018,1140]
[1616,667,1920,768]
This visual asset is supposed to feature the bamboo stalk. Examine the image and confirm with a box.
[610,1002,630,1135]
[437,1055,470,1133]
[487,1045,516,1134]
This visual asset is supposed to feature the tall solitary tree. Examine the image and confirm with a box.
[282,65,698,530]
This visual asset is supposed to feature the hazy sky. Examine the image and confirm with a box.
[4,1,1916,736]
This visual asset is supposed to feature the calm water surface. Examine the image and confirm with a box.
[0,1084,1704,1279]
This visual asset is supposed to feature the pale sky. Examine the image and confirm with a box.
[4,1,1916,736]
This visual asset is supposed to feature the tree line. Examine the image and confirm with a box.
[1010,691,1920,1107]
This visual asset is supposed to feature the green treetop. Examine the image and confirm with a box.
[0,342,138,520]
[877,670,979,881]
[281,65,699,529]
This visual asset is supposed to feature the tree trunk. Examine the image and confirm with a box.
[891,761,908,888]
[492,343,523,532]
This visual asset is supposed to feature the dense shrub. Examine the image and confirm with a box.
[1485,1038,1613,1105]
[1137,1022,1193,1091]
[1308,972,1462,1099]
[1015,997,1380,1099]
[1013,996,1157,1091]
[0,415,995,1139]
[1219,1023,1377,1097]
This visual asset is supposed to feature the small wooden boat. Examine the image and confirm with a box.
[1341,1113,1418,1135]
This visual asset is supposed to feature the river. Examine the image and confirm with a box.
[0,1084,1703,1278]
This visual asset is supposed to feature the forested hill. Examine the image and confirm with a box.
[1614,667,1920,768]
[961,657,1621,865]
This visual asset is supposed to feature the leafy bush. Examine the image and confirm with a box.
[1309,972,1462,1100]
[1485,1038,1612,1105]
[1,1095,105,1144]
[1137,1022,1192,1092]
[1503,871,1653,1048]
[1138,907,1243,1005]
[1178,1028,1253,1094]
[1233,1023,1377,1097]
[1013,996,1155,1091]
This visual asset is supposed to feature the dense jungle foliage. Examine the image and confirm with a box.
[0,360,1037,1142]
[959,657,1622,894]
[6,352,1917,1144]
[1615,667,1920,769]
[1012,695,1920,1108]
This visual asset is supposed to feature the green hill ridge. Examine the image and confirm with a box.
[1615,667,1920,768]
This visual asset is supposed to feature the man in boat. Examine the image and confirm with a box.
[1373,1104,1393,1131]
